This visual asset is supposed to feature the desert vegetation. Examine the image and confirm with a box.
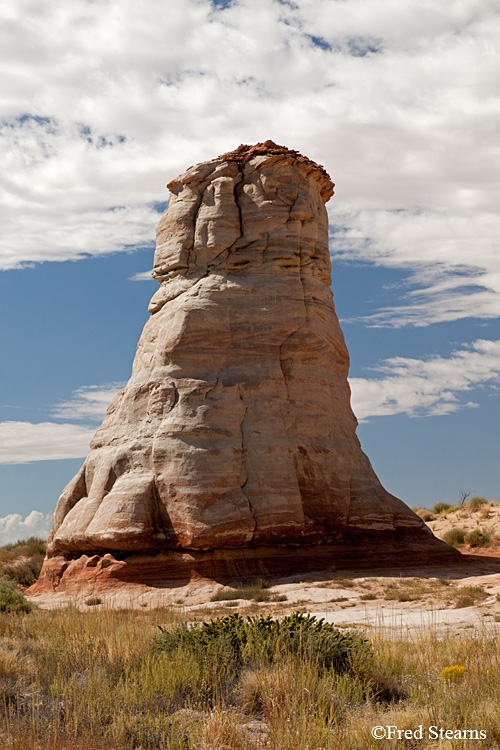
[2,603,500,748]
[414,496,498,551]
[2,534,500,748]
[0,537,46,588]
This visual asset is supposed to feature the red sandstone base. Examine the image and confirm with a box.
[27,532,462,600]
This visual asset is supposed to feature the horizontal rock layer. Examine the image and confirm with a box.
[29,531,461,600]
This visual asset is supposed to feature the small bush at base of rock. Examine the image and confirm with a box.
[0,580,31,613]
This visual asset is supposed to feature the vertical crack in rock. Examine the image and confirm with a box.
[234,163,245,242]
[30,141,459,599]
[237,385,257,538]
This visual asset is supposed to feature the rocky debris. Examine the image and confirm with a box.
[28,142,458,600]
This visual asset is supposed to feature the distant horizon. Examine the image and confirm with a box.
[1,0,499,544]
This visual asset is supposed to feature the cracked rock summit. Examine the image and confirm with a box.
[30,141,457,598]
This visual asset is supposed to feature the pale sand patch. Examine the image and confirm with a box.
[25,552,500,635]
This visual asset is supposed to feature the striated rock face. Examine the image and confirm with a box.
[29,141,457,598]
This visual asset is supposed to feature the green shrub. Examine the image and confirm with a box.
[468,496,488,511]
[154,612,369,674]
[85,597,102,606]
[0,579,31,613]
[433,502,453,514]
[442,528,466,547]
[464,528,492,548]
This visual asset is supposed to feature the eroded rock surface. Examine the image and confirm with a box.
[29,141,457,598]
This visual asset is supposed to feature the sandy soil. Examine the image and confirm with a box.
[424,501,500,540]
[26,551,500,636]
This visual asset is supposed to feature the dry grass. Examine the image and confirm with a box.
[0,537,46,587]
[381,577,452,604]
[1,602,500,749]
[2,532,500,749]
[452,585,489,609]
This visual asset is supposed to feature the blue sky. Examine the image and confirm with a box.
[0,0,499,543]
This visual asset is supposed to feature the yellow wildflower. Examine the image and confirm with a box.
[440,665,468,682]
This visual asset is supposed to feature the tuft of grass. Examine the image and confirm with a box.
[453,585,489,609]
[468,496,488,511]
[210,577,273,603]
[85,597,102,606]
[385,588,422,603]
[381,577,456,604]
[272,593,287,602]
[442,527,466,547]
[433,502,453,514]
[421,512,435,522]
[360,593,377,601]
[332,576,356,588]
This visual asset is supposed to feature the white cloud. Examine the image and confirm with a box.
[331,209,500,326]
[0,510,51,545]
[0,422,94,464]
[0,0,499,324]
[51,383,124,421]
[349,338,500,420]
[129,270,155,282]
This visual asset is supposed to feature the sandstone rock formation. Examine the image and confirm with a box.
[29,141,458,599]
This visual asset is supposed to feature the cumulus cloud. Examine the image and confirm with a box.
[0,422,94,464]
[51,383,125,421]
[349,338,500,420]
[0,0,498,324]
[0,510,51,545]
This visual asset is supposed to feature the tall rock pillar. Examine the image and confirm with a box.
[29,142,457,598]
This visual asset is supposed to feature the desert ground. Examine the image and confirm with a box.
[23,497,500,633]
